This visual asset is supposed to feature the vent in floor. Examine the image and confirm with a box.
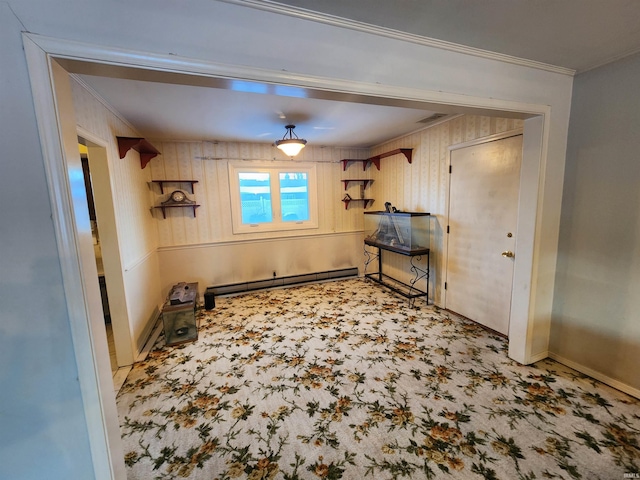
[209,267,359,296]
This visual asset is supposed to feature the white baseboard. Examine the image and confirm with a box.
[136,306,161,354]
[548,352,640,400]
[137,320,164,363]
[113,316,162,395]
[112,367,131,394]
[527,350,550,364]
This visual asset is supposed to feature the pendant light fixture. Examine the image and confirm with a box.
[275,124,307,157]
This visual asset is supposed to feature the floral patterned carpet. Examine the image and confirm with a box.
[117,278,639,479]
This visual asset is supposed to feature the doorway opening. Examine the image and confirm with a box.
[24,33,552,479]
[79,141,116,373]
[78,133,136,390]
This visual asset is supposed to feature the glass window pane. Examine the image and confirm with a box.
[239,172,272,224]
[279,172,309,222]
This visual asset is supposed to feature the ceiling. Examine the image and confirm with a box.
[272,0,640,73]
[79,74,446,148]
[78,0,640,148]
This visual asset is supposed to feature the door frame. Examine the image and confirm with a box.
[78,128,135,369]
[443,129,523,334]
[23,32,553,479]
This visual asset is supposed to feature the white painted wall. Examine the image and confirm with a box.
[2,0,576,478]
[0,6,95,478]
[551,53,640,395]
[49,60,127,480]
[158,232,364,295]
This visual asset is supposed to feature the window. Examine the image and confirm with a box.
[229,162,318,234]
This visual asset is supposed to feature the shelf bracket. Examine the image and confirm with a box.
[117,137,161,169]
[367,158,381,170]
[341,179,373,190]
[154,205,200,218]
[341,148,412,172]
[342,198,374,210]
[368,148,412,167]
[152,180,198,194]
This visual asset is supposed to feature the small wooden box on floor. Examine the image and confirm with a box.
[162,282,199,346]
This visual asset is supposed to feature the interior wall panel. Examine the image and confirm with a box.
[147,140,370,290]
[151,141,369,246]
[551,53,640,394]
[158,232,365,295]
[71,79,158,267]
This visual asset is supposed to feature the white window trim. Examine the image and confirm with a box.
[228,161,318,234]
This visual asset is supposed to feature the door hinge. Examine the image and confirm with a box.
[444,282,447,290]
[449,165,452,174]
[446,225,450,234]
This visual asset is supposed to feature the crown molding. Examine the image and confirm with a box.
[218,0,576,77]
[70,74,141,135]
[576,45,640,75]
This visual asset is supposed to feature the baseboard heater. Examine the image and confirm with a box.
[209,267,359,296]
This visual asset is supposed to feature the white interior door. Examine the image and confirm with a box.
[446,134,522,335]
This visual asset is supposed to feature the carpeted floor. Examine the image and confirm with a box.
[117,278,639,479]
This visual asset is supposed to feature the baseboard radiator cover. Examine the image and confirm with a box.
[210,267,359,296]
[136,305,162,356]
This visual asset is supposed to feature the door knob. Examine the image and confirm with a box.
[501,250,515,258]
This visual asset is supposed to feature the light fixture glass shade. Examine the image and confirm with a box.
[276,139,306,157]
[275,124,307,157]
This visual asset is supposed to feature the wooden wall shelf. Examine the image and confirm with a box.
[154,204,200,218]
[153,181,199,219]
[341,159,371,171]
[152,180,198,194]
[341,178,373,209]
[341,148,413,171]
[341,179,373,190]
[371,148,413,164]
[342,198,374,210]
[117,137,161,169]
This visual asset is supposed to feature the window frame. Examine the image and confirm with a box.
[228,161,318,234]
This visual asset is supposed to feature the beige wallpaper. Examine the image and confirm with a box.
[71,76,163,354]
[149,116,521,251]
[148,141,370,246]
[368,115,525,303]
[71,77,158,268]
